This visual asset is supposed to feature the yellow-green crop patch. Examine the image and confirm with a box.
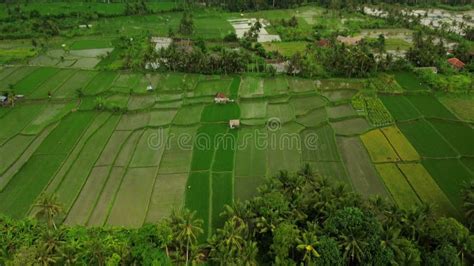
[360,129,400,163]
[380,126,420,161]
[375,163,420,209]
[398,163,459,217]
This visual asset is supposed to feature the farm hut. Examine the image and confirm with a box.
[447,57,465,70]
[214,92,230,104]
[146,84,154,92]
[229,119,240,129]
[0,95,7,105]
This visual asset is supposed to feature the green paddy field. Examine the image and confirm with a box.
[0,66,472,236]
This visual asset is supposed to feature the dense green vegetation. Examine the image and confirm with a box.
[1,167,473,265]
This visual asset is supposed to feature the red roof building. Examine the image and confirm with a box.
[215,92,227,98]
[447,57,465,70]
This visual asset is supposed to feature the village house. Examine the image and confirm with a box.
[447,57,465,70]
[214,92,230,104]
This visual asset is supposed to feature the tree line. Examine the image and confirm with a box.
[1,165,473,265]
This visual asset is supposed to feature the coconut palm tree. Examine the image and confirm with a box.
[296,231,320,264]
[170,209,203,266]
[34,194,63,230]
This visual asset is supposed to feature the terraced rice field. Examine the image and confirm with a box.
[0,66,472,231]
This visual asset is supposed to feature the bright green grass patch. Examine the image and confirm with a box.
[0,104,45,143]
[327,104,357,119]
[301,125,340,162]
[54,70,98,98]
[83,71,117,95]
[13,67,59,95]
[195,78,232,97]
[380,126,420,161]
[0,135,35,175]
[422,159,473,209]
[321,89,356,102]
[398,163,459,217]
[0,66,37,90]
[0,112,94,217]
[127,95,156,110]
[146,173,188,222]
[428,119,474,156]
[288,77,315,93]
[70,39,112,50]
[0,48,36,64]
[96,130,131,166]
[360,129,400,163]
[240,100,267,119]
[212,130,238,172]
[438,95,474,122]
[267,103,295,123]
[41,113,111,197]
[35,112,95,155]
[375,163,420,209]
[229,77,240,98]
[405,95,457,120]
[55,115,120,211]
[211,172,233,229]
[393,71,428,91]
[266,123,304,177]
[185,171,211,239]
[0,154,65,218]
[110,129,140,167]
[64,165,111,226]
[173,104,204,125]
[149,109,178,127]
[384,38,412,50]
[116,112,150,130]
[201,103,240,122]
[380,95,422,121]
[262,41,308,57]
[130,128,168,168]
[290,94,327,116]
[30,69,76,99]
[22,102,76,135]
[158,126,197,174]
[264,76,289,96]
[331,117,370,136]
[234,127,267,177]
[0,67,18,81]
[87,166,124,226]
[157,73,186,91]
[305,161,349,184]
[296,108,327,127]
[239,76,263,98]
[191,124,227,171]
[397,119,458,158]
[107,167,157,228]
[0,124,55,192]
[112,73,141,89]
